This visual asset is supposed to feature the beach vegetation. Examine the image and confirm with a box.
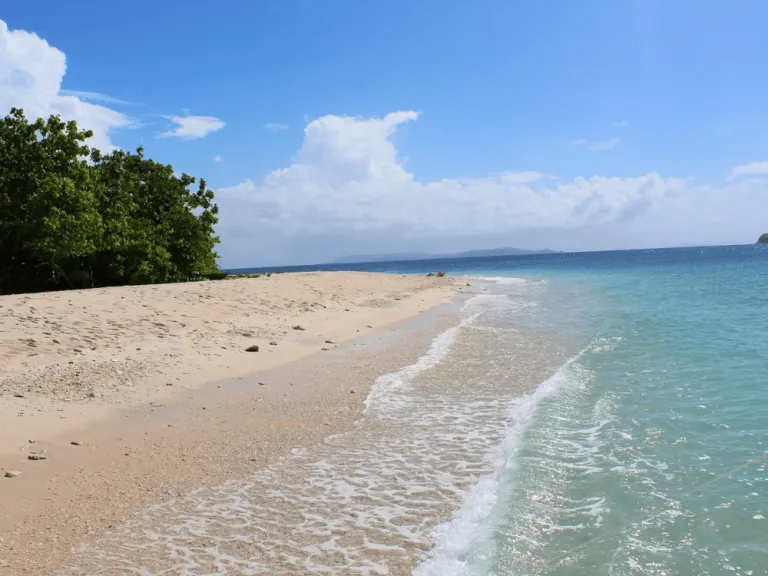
[0,108,221,294]
[204,272,229,280]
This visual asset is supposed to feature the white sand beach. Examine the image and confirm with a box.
[0,272,461,574]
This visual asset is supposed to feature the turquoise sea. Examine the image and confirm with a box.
[271,245,768,574]
[71,246,768,575]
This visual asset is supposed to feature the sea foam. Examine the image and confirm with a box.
[413,348,593,576]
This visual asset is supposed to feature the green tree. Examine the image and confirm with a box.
[90,147,220,284]
[0,108,220,294]
[0,108,102,291]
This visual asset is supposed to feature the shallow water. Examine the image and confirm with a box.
[68,246,768,574]
[419,247,768,575]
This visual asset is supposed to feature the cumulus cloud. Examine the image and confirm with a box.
[212,111,754,267]
[729,161,768,180]
[0,19,131,151]
[160,115,225,139]
[264,122,289,132]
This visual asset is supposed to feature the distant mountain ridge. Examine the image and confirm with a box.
[332,247,558,264]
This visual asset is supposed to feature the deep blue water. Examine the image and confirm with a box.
[228,244,768,278]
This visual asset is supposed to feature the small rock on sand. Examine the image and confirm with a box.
[292,325,306,331]
[324,339,336,344]
[4,470,22,478]
[70,441,82,446]
[28,453,47,461]
[269,341,278,346]
[245,345,259,352]
[321,347,330,351]
[350,389,356,394]
[259,382,267,386]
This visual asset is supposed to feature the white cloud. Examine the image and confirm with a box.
[264,122,289,132]
[214,155,223,163]
[160,115,225,139]
[214,111,753,267]
[570,137,620,151]
[0,19,130,151]
[498,171,548,185]
[729,161,768,180]
[613,120,630,128]
[59,90,132,106]
[589,137,620,151]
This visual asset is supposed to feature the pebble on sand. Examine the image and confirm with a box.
[324,339,336,344]
[28,453,47,461]
[4,470,22,478]
[70,441,82,446]
[245,345,259,352]
[292,325,306,331]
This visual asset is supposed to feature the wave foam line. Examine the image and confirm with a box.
[412,348,591,576]
[465,275,530,285]
[364,303,482,414]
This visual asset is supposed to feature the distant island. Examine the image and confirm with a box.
[333,247,558,264]
[758,234,768,244]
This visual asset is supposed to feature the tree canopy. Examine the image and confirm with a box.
[0,108,220,294]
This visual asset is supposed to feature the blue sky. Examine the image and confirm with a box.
[2,1,768,266]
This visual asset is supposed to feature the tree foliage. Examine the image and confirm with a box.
[0,108,220,294]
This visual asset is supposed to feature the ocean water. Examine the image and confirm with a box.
[68,246,768,574]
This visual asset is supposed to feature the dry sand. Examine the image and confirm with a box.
[0,272,462,574]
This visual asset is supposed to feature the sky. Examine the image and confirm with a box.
[2,0,768,267]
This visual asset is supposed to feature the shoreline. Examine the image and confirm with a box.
[1,272,461,457]
[0,272,462,574]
